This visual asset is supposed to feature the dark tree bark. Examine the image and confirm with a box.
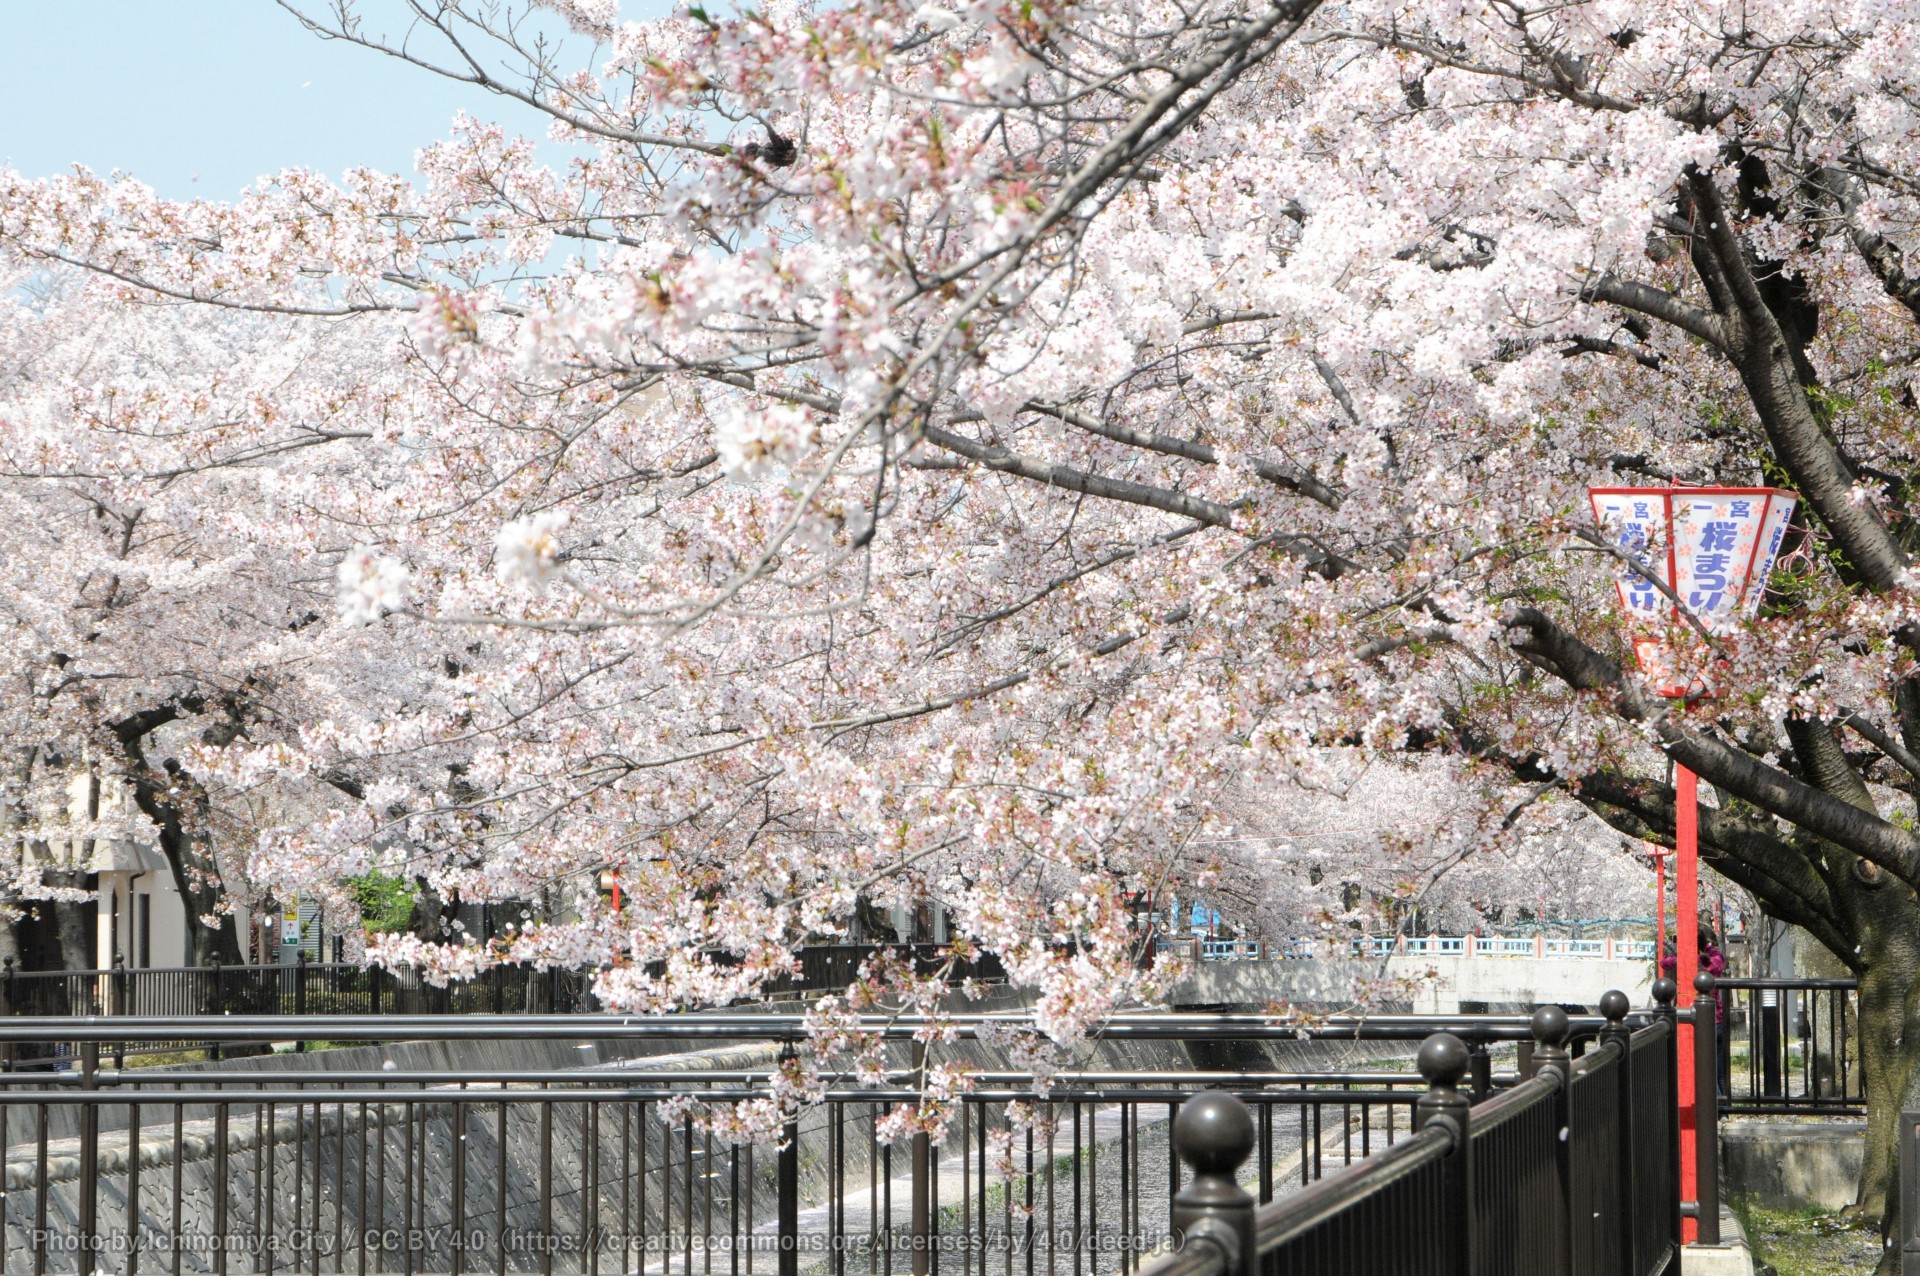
[111,705,244,987]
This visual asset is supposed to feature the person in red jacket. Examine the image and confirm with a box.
[1660,923,1730,1094]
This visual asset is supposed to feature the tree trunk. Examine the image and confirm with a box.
[0,906,16,1016]
[120,757,244,977]
[1858,950,1920,1227]
[0,744,34,1014]
[50,878,90,968]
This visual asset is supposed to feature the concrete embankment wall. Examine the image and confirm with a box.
[6,996,1411,1273]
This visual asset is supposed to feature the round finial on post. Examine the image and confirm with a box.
[1171,1093,1256,1276]
[1417,1032,1471,1089]
[1651,977,1677,1011]
[1415,1032,1472,1146]
[1173,1091,1256,1177]
[1598,989,1633,1048]
[1530,1005,1571,1048]
[1530,1006,1573,1084]
[1693,971,1716,997]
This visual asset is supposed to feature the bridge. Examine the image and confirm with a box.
[1161,934,1657,1014]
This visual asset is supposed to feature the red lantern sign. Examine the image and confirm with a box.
[1588,482,1797,1244]
[1588,486,1798,697]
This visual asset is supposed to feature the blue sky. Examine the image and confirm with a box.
[0,2,665,200]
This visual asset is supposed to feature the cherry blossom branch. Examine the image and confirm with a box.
[1567,526,1717,644]
[919,424,1241,527]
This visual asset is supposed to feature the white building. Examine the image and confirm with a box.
[17,766,276,972]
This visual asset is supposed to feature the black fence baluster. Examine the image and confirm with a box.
[779,1078,800,1276]
[1600,990,1637,1276]
[1531,1007,1574,1276]
[76,1040,99,1276]
[1900,1111,1920,1276]
[1653,977,1681,1276]
[1693,974,1721,1246]
[1413,1033,1473,1276]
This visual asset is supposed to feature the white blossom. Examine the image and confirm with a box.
[494,511,570,588]
[335,547,409,626]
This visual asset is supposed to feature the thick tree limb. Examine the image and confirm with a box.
[1837,709,1920,785]
[1580,275,1730,349]
[1575,771,1855,961]
[1682,170,1910,592]
[1504,605,1920,889]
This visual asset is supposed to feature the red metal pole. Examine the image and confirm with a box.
[1676,764,1700,1243]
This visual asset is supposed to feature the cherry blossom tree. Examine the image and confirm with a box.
[0,264,450,974]
[1205,757,1653,946]
[13,0,1920,1248]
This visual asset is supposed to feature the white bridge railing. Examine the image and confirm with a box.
[1157,935,1657,962]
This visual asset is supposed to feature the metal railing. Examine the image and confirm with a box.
[0,944,1007,1049]
[0,990,1694,1275]
[1145,987,1692,1276]
[0,958,598,1019]
[1156,936,1658,963]
[1716,976,1863,1115]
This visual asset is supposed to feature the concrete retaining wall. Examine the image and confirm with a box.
[1722,1120,1865,1213]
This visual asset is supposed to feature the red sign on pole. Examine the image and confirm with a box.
[1588,484,1796,1244]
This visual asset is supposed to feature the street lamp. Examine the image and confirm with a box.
[1588,483,1797,1240]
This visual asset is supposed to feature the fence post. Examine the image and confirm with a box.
[1760,987,1782,1097]
[295,950,309,1049]
[1,953,11,1019]
[1901,1111,1920,1276]
[1169,1092,1256,1276]
[1653,977,1681,1272]
[1531,1006,1574,1276]
[1694,973,1722,1245]
[1467,1041,1492,1102]
[1414,1033,1474,1276]
[779,1046,800,1276]
[911,1039,932,1276]
[79,1038,99,1276]
[111,955,126,1017]
[1600,991,1638,1272]
[210,957,223,1062]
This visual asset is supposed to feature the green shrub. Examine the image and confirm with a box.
[349,873,416,935]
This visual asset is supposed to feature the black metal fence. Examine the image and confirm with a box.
[2,959,603,1020]
[1716,977,1862,1114]
[1146,986,1697,1276]
[0,946,1008,1060]
[0,992,1687,1275]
